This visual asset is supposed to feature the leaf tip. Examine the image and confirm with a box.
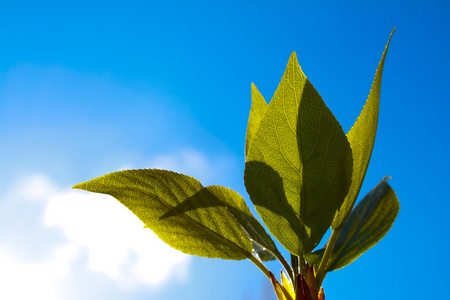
[251,82,260,95]
[382,175,392,181]
[289,51,298,62]
[318,288,325,300]
[73,181,88,190]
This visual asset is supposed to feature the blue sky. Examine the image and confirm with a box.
[0,1,449,299]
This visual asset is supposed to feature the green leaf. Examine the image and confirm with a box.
[200,185,280,261]
[73,169,253,260]
[245,83,269,156]
[306,178,400,271]
[244,52,353,256]
[332,28,395,229]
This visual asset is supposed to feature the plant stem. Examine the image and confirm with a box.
[315,226,343,287]
[291,254,299,288]
[298,254,305,275]
[249,254,271,279]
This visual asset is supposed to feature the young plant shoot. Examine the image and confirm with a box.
[74,29,399,300]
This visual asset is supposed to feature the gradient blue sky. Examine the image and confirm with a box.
[0,1,449,299]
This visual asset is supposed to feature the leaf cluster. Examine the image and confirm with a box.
[74,29,399,299]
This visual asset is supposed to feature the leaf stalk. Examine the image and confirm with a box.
[248,254,271,279]
[315,225,343,287]
[291,254,299,288]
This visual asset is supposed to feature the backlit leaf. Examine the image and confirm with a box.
[306,178,399,271]
[245,83,269,156]
[332,29,395,229]
[244,52,353,256]
[202,185,280,261]
[73,169,253,260]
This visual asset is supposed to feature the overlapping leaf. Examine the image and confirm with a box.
[244,52,353,256]
[332,29,395,229]
[306,178,399,271]
[244,84,278,260]
[73,169,253,260]
[196,185,280,261]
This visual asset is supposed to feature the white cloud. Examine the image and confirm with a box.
[44,189,189,288]
[0,245,76,300]
[0,149,235,298]
[0,172,191,299]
